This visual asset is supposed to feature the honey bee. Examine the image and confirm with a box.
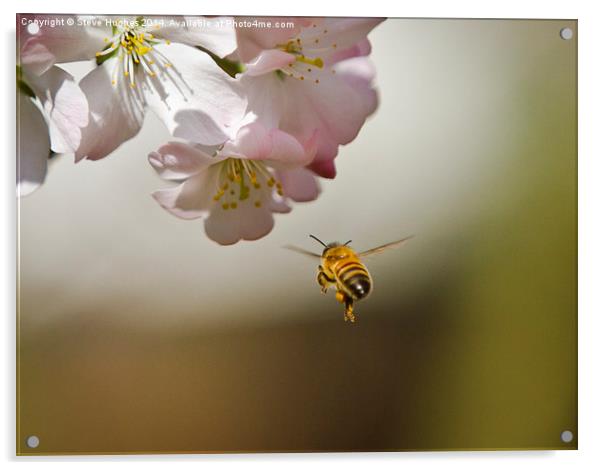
[285,235,413,323]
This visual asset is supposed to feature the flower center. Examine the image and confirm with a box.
[275,26,339,83]
[95,21,172,88]
[276,38,325,82]
[212,158,283,210]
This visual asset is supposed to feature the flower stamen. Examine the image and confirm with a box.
[212,158,284,210]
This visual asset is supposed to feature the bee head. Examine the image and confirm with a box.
[310,235,352,254]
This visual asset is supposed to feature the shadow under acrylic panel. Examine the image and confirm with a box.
[17,16,577,454]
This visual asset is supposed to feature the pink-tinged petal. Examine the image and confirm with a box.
[277,167,321,202]
[333,57,378,118]
[278,64,374,148]
[145,43,247,146]
[149,142,220,180]
[244,50,296,76]
[302,18,384,56]
[27,66,89,154]
[325,38,372,66]
[268,196,292,214]
[75,59,145,161]
[308,157,337,179]
[19,15,108,75]
[235,17,313,62]
[265,129,317,168]
[156,16,238,57]
[307,133,339,178]
[239,73,283,129]
[152,171,214,220]
[221,122,272,160]
[17,93,50,196]
[204,201,275,245]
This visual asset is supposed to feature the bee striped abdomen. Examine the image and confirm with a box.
[336,260,372,300]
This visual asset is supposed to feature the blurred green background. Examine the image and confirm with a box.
[17,18,576,454]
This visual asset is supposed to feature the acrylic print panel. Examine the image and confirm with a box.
[16,16,577,454]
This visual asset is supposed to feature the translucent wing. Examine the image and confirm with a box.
[357,236,414,258]
[283,245,321,259]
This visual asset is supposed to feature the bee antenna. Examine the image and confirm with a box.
[309,234,327,247]
[344,240,352,246]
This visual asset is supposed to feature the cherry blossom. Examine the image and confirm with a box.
[236,17,382,178]
[149,122,319,245]
[17,65,88,196]
[20,15,247,161]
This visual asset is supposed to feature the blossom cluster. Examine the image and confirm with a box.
[18,15,383,244]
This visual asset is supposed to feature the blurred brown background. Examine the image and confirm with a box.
[17,18,576,454]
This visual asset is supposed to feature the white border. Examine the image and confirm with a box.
[3,1,600,469]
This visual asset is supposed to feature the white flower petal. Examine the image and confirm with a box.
[235,17,313,62]
[75,59,146,161]
[17,93,50,196]
[156,16,238,57]
[27,66,89,154]
[19,15,108,75]
[244,50,296,76]
[144,43,247,146]
[149,142,220,181]
[304,18,384,54]
[204,200,275,245]
[277,167,321,202]
[221,122,272,160]
[152,171,214,220]
[265,129,316,168]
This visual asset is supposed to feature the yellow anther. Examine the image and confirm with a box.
[296,55,324,68]
[95,52,101,57]
[230,202,238,209]
[267,178,275,187]
[253,183,261,189]
[254,201,262,208]
[222,203,229,210]
[111,80,116,85]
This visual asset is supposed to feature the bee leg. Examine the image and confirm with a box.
[335,291,347,321]
[317,267,333,294]
[335,291,355,323]
[344,297,356,323]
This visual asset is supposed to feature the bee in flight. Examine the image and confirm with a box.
[285,235,413,323]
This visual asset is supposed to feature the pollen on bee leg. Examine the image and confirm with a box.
[335,291,346,304]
